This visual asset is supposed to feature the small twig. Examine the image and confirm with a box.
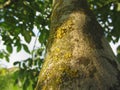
[32,31,40,61]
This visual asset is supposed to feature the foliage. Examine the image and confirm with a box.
[0,0,52,89]
[0,0,120,89]
[0,67,22,90]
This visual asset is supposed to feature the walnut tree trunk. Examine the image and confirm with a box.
[36,0,120,90]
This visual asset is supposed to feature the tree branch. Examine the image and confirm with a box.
[0,0,11,9]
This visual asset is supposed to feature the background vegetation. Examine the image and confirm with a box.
[0,0,120,90]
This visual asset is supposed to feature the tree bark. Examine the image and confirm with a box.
[36,0,120,90]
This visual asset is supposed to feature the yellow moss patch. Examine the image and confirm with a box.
[56,77,62,83]
[64,52,72,59]
[55,27,66,39]
[53,47,60,54]
[55,19,73,39]
[53,56,59,61]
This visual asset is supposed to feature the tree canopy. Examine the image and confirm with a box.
[0,0,120,90]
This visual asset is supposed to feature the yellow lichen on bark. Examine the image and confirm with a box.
[55,19,73,39]
[64,52,72,59]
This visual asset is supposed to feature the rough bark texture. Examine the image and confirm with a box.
[36,0,120,90]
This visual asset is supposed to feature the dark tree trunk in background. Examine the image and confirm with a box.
[36,0,120,90]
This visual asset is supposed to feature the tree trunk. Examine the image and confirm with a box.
[36,0,120,90]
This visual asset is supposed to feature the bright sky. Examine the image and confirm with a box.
[110,40,120,55]
[0,36,41,68]
[0,27,41,68]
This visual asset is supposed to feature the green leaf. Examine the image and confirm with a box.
[0,52,4,58]
[117,45,120,54]
[13,61,20,66]
[28,58,32,67]
[39,30,48,44]
[5,56,9,62]
[23,30,31,43]
[17,44,22,52]
[23,63,27,69]
[22,44,30,53]
[23,78,30,90]
[6,44,13,53]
